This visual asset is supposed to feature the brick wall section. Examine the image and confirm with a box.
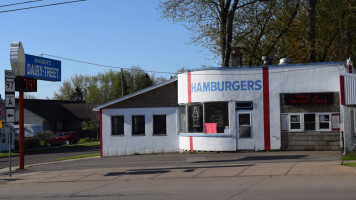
[281,132,340,151]
[106,81,178,109]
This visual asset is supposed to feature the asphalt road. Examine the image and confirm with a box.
[22,150,340,173]
[0,145,100,169]
[1,151,355,200]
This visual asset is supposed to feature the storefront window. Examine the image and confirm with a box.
[205,103,228,133]
[180,106,187,133]
[188,104,203,133]
[304,114,315,131]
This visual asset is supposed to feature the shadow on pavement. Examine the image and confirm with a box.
[105,164,252,176]
[193,155,307,163]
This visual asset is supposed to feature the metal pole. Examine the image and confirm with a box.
[8,124,12,177]
[19,91,24,170]
[121,68,124,96]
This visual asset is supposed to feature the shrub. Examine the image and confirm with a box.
[15,137,41,150]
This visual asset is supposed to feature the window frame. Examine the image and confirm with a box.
[111,116,125,136]
[286,113,333,132]
[289,114,303,132]
[316,113,332,131]
[132,115,145,136]
[180,102,229,134]
[153,115,167,135]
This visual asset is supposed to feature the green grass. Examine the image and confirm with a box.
[54,153,100,161]
[0,152,19,158]
[341,152,356,161]
[343,163,356,167]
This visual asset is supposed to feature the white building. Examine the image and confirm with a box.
[94,59,356,156]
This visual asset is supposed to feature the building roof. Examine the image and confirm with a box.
[93,77,178,111]
[17,99,95,121]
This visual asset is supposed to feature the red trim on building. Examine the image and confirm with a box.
[263,67,271,150]
[189,136,193,151]
[349,65,353,73]
[340,76,345,105]
[100,109,103,157]
[187,71,192,103]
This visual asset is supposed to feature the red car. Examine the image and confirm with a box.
[47,131,80,146]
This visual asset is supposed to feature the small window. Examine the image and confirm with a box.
[319,114,331,130]
[239,113,251,138]
[180,106,187,133]
[153,115,167,135]
[304,114,315,131]
[112,116,124,135]
[236,102,253,110]
[290,114,302,131]
[132,115,145,135]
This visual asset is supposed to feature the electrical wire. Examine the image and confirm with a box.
[0,0,44,8]
[41,53,179,75]
[40,54,345,77]
[0,0,87,14]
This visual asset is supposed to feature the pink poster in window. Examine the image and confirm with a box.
[205,123,217,134]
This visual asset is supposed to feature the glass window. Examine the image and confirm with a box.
[319,114,330,130]
[239,113,251,138]
[205,103,228,133]
[188,104,203,133]
[112,116,124,135]
[132,115,145,135]
[290,115,302,131]
[304,114,315,131]
[153,115,167,135]
[180,106,187,133]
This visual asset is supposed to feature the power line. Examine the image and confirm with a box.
[41,53,178,75]
[0,0,44,8]
[0,0,87,14]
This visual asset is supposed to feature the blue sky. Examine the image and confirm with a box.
[0,0,218,99]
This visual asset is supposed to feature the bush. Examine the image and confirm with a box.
[15,137,41,150]
[37,130,54,146]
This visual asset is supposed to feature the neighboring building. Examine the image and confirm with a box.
[95,59,356,157]
[12,99,97,133]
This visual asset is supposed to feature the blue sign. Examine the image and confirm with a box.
[25,54,61,81]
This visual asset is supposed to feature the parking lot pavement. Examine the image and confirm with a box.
[0,151,355,185]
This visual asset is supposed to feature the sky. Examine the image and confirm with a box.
[0,0,219,99]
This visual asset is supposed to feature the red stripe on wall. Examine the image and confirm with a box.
[349,65,352,73]
[187,71,192,103]
[100,109,103,157]
[189,136,193,151]
[340,76,345,105]
[263,67,271,150]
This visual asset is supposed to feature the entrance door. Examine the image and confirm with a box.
[236,111,254,150]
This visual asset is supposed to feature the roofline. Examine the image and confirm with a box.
[93,77,178,111]
[185,61,346,73]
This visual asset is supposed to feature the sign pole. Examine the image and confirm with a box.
[8,123,12,177]
[19,91,24,170]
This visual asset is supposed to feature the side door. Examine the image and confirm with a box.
[236,111,254,150]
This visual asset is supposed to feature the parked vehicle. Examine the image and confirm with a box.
[47,131,80,147]
[13,124,44,138]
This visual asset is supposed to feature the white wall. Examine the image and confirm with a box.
[102,107,179,156]
[177,63,343,151]
[268,64,341,149]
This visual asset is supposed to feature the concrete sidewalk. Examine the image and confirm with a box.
[1,158,356,185]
